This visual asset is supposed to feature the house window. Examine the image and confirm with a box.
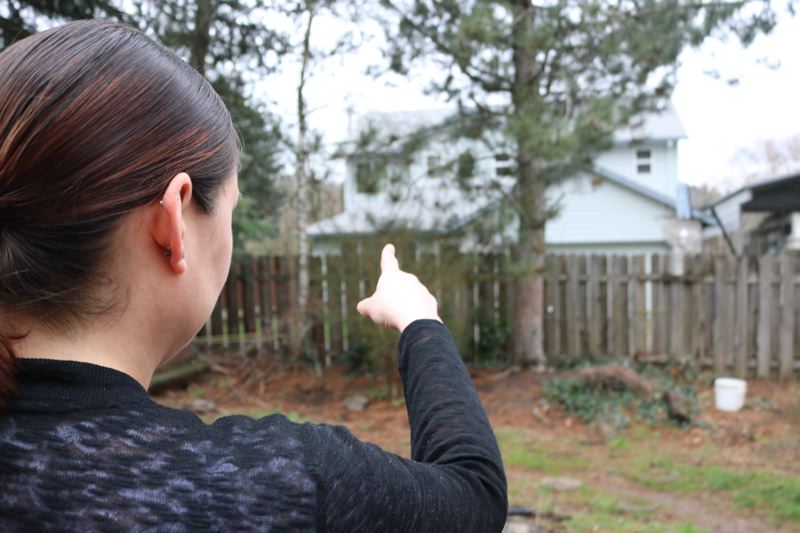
[636,149,651,174]
[355,160,386,194]
[427,155,443,178]
[495,153,514,176]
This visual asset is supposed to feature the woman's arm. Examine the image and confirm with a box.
[303,245,507,532]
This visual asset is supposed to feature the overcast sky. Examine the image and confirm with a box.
[259,10,800,193]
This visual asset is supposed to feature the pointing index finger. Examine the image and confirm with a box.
[380,243,400,272]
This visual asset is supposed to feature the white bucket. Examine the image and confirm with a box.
[714,377,747,412]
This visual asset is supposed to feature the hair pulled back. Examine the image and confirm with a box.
[0,20,240,407]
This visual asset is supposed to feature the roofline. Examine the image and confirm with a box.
[709,170,800,207]
[590,165,674,207]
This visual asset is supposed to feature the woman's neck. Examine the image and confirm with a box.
[13,321,162,389]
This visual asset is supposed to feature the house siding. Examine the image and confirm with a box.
[545,173,672,245]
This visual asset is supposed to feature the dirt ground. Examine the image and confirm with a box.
[152,360,800,532]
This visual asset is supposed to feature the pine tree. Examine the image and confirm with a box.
[378,0,790,366]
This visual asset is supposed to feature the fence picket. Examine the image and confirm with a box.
[779,254,795,380]
[757,255,774,378]
[192,250,799,378]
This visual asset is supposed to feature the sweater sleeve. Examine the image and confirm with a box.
[304,320,507,533]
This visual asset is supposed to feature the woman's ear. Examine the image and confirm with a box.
[153,172,193,274]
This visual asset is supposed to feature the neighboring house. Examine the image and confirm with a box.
[307,104,704,256]
[703,172,800,256]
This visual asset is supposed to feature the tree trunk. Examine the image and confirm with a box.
[189,0,212,76]
[509,1,546,367]
[510,170,547,367]
[291,2,316,370]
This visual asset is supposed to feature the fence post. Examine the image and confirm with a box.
[734,256,749,377]
[631,255,647,358]
[565,255,580,357]
[241,255,257,338]
[779,254,796,381]
[610,255,628,357]
[713,255,728,373]
[226,258,240,349]
[258,256,275,351]
[757,255,774,379]
[588,255,604,358]
[544,254,560,358]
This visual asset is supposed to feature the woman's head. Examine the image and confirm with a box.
[0,20,240,403]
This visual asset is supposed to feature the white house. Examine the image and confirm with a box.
[308,104,702,256]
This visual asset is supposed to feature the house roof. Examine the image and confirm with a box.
[710,171,800,213]
[611,102,687,143]
[350,102,686,152]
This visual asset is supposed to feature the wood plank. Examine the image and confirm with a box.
[578,255,588,356]
[309,256,325,365]
[779,253,796,381]
[544,255,559,358]
[341,241,360,352]
[610,255,628,357]
[734,255,749,377]
[225,258,240,344]
[756,255,773,379]
[650,255,666,355]
[669,255,684,356]
[713,255,727,373]
[241,255,257,335]
[588,255,604,358]
[565,255,580,357]
[326,255,344,359]
[275,256,292,356]
[258,256,276,350]
[631,255,647,358]
[757,254,774,379]
[689,256,704,362]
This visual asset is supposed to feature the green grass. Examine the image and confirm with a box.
[497,430,589,474]
[622,454,800,525]
[508,479,708,533]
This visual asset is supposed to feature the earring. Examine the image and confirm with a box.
[164,246,172,258]
[159,199,164,207]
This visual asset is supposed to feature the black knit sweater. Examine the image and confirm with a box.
[0,320,507,532]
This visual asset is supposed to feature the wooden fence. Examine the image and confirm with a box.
[195,248,800,379]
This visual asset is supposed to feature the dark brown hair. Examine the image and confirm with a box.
[0,20,239,406]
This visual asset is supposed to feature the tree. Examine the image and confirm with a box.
[0,0,132,47]
[378,0,790,366]
[278,0,362,365]
[140,0,287,247]
[1,0,287,248]
[730,132,800,184]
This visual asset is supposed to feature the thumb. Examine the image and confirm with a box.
[356,297,372,316]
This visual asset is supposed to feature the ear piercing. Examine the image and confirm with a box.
[164,246,172,258]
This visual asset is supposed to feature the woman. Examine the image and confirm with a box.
[0,20,507,532]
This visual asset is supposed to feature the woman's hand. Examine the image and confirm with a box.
[356,244,442,333]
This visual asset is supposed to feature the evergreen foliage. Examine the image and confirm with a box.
[377,0,793,365]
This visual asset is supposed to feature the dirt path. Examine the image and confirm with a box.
[583,471,780,533]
